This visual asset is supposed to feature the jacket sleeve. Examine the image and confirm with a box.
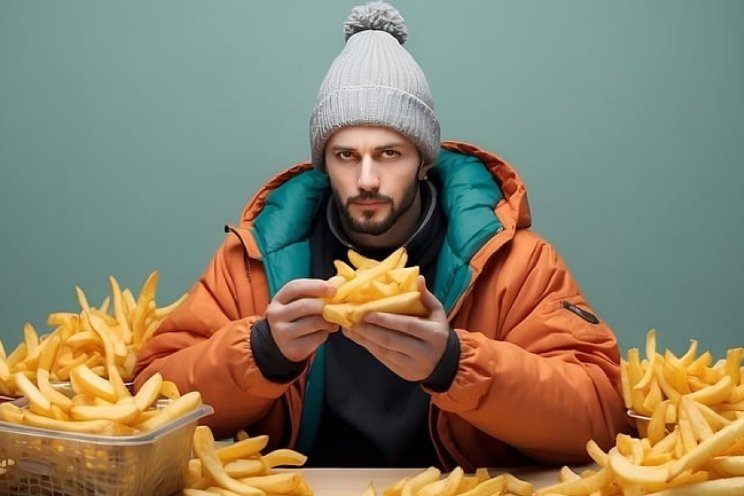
[133,233,294,440]
[430,230,630,465]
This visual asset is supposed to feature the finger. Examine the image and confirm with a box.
[273,279,336,305]
[279,315,338,339]
[347,321,423,354]
[283,329,334,363]
[362,311,427,340]
[342,327,416,377]
[417,276,446,317]
[281,297,327,323]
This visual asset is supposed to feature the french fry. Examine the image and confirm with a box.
[192,425,265,496]
[136,390,202,432]
[262,448,307,467]
[217,435,270,462]
[132,270,159,346]
[14,372,53,417]
[133,371,163,411]
[36,368,73,411]
[70,399,140,423]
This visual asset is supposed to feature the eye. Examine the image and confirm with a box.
[336,150,355,160]
[380,149,400,159]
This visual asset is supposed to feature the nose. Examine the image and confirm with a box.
[356,154,380,191]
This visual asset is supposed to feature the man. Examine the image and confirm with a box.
[135,2,628,470]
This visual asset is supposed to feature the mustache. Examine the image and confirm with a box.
[347,191,392,205]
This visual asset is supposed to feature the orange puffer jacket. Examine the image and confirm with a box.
[134,141,630,470]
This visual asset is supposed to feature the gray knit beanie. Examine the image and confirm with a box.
[309,1,440,170]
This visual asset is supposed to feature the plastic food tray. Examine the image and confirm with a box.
[0,400,213,496]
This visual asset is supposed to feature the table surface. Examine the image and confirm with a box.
[292,466,589,495]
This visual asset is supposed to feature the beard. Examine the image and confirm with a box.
[333,180,419,236]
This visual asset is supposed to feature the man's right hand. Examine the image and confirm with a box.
[265,278,339,362]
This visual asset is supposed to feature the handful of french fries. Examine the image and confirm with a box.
[0,271,187,396]
[183,427,312,496]
[322,247,427,328]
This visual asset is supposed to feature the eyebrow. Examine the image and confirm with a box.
[329,142,406,151]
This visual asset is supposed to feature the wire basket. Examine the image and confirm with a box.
[0,400,213,496]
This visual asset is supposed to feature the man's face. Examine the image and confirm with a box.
[324,126,422,237]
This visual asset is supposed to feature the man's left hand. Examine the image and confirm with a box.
[342,276,450,382]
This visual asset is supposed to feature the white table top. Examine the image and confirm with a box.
[293,466,589,495]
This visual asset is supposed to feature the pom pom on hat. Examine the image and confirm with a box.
[309,2,440,170]
[343,1,408,44]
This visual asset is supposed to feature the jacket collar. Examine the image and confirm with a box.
[239,141,532,309]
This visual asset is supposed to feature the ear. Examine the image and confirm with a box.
[417,161,433,181]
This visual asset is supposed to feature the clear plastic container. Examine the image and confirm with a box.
[0,400,213,496]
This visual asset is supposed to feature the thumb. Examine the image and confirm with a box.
[417,275,445,317]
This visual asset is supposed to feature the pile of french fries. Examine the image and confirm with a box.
[184,426,312,496]
[365,330,744,496]
[621,329,743,422]
[365,466,533,496]
[323,247,427,328]
[0,271,187,396]
[0,368,202,436]
[529,329,744,495]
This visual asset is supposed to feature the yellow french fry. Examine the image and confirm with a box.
[237,472,302,494]
[224,458,268,478]
[109,275,133,343]
[333,259,356,280]
[14,372,53,417]
[153,292,189,320]
[705,456,744,477]
[36,368,73,411]
[670,415,744,479]
[418,467,463,496]
[261,448,307,468]
[137,390,202,431]
[132,271,159,346]
[192,425,265,496]
[23,322,40,356]
[681,397,715,442]
[71,398,139,423]
[687,375,734,406]
[400,466,440,496]
[634,329,658,391]
[159,379,181,400]
[607,447,671,485]
[0,402,24,423]
[217,435,270,463]
[347,249,377,270]
[70,363,118,403]
[458,475,505,496]
[679,339,699,367]
[0,354,10,382]
[134,372,163,411]
[644,476,744,496]
[22,410,113,434]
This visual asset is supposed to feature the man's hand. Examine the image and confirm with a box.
[342,276,450,382]
[265,279,339,362]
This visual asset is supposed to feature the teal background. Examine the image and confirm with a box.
[1,1,742,358]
